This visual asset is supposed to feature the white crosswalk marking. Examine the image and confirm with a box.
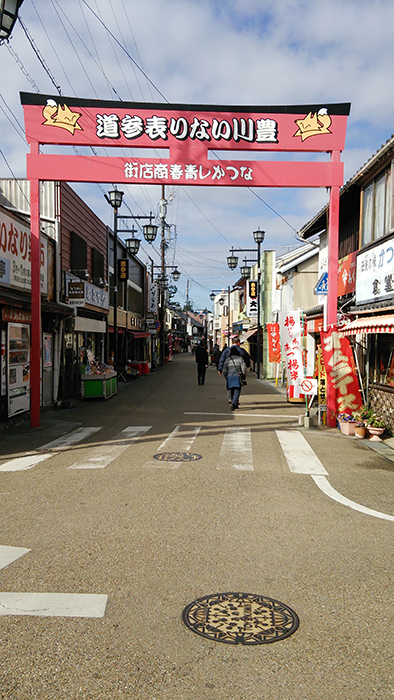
[217,427,253,471]
[0,545,30,571]
[68,426,152,469]
[143,426,201,469]
[276,430,328,475]
[0,427,102,472]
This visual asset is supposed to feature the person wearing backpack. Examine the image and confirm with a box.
[222,345,247,411]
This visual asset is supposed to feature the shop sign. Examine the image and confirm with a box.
[2,307,32,323]
[356,237,394,305]
[67,280,85,306]
[118,258,129,280]
[338,251,356,296]
[320,325,362,415]
[0,209,48,294]
[316,345,327,406]
[246,280,258,317]
[129,314,142,330]
[267,322,281,363]
[85,281,109,309]
[279,310,303,387]
[149,282,158,315]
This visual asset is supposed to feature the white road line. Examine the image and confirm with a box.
[0,592,108,618]
[312,475,394,522]
[185,412,294,418]
[0,546,108,618]
[0,545,30,571]
[68,426,152,470]
[143,426,201,469]
[277,430,394,521]
[217,427,253,471]
[38,426,102,451]
[276,430,328,475]
[0,453,52,473]
[0,427,102,472]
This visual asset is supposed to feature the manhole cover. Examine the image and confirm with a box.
[153,452,202,462]
[182,592,299,645]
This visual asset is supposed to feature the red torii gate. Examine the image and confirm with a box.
[21,93,350,427]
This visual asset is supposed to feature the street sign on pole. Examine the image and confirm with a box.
[314,272,328,295]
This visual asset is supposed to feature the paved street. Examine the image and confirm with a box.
[0,353,393,699]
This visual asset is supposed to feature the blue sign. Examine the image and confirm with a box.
[314,272,328,295]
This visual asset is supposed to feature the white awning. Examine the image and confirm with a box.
[239,328,257,343]
[342,314,394,335]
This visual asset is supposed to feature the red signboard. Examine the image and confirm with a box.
[267,323,281,363]
[21,94,350,188]
[320,325,362,417]
[337,251,357,296]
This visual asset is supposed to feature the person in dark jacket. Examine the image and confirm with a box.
[211,343,221,368]
[195,340,209,385]
[218,337,250,372]
[222,345,247,410]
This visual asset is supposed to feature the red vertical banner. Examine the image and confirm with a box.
[267,323,281,363]
[320,325,362,419]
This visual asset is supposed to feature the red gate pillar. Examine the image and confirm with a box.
[326,152,340,428]
[30,177,41,428]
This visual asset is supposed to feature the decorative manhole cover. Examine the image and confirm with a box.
[153,452,202,462]
[182,592,299,645]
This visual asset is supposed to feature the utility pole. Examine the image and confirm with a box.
[159,184,166,365]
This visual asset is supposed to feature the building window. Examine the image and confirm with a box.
[361,168,392,246]
[70,231,87,277]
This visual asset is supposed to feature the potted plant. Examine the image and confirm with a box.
[366,414,386,436]
[354,420,367,439]
[338,412,356,436]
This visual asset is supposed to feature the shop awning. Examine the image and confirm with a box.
[342,314,394,335]
[239,328,257,343]
[130,331,151,338]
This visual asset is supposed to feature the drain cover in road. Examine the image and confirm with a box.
[182,592,299,645]
[153,452,202,462]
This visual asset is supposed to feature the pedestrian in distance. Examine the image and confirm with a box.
[222,345,247,411]
[211,343,221,368]
[194,340,209,385]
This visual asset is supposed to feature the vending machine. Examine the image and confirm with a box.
[8,323,30,417]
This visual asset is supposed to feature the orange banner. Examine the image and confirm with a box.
[320,325,362,415]
[267,323,281,363]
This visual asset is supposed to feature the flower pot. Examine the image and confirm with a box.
[354,426,367,439]
[367,426,385,436]
[339,421,356,436]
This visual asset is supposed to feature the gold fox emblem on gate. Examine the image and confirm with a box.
[42,99,82,135]
[294,108,332,141]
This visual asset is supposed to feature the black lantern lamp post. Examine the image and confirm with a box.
[227,248,239,271]
[240,259,251,280]
[105,188,124,371]
[0,0,24,41]
[124,226,141,256]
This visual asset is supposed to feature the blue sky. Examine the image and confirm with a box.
[1,0,394,309]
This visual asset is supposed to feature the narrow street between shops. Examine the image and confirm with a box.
[0,354,393,699]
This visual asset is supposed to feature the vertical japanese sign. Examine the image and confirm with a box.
[247,280,258,317]
[267,323,281,363]
[320,325,362,416]
[278,310,303,387]
[316,345,327,406]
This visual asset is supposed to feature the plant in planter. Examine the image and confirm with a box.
[354,420,367,438]
[338,412,356,435]
[367,414,386,436]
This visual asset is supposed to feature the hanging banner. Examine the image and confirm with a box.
[320,325,362,415]
[278,310,303,387]
[267,323,281,363]
[21,94,350,188]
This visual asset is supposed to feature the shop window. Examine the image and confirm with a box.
[361,168,392,246]
[92,248,104,283]
[70,231,88,277]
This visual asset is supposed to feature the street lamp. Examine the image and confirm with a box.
[240,259,251,279]
[105,188,124,371]
[0,0,24,41]
[125,226,141,256]
[227,248,239,270]
[253,229,265,380]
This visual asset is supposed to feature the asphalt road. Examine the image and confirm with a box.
[0,354,393,699]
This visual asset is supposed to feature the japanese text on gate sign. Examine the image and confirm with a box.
[278,310,303,386]
[21,94,350,188]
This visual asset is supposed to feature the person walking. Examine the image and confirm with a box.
[222,345,247,411]
[211,343,221,368]
[194,340,209,385]
[218,336,250,403]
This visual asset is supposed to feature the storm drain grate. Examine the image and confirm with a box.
[182,592,299,645]
[153,452,202,462]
